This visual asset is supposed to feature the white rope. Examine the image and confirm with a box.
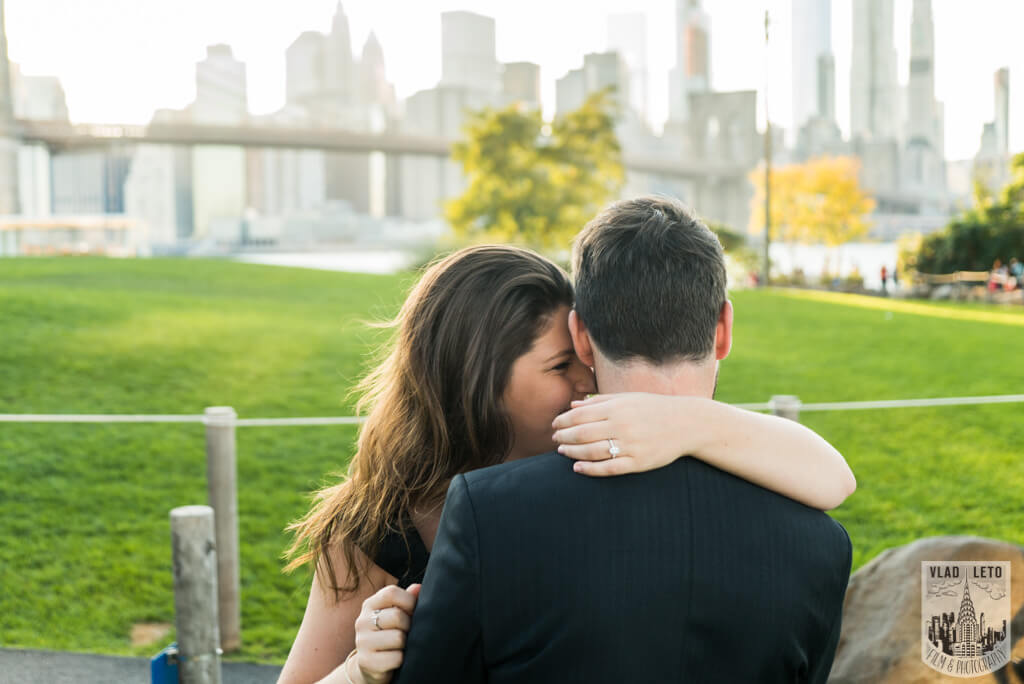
[798,394,1024,412]
[236,417,365,427]
[2,394,1023,425]
[0,414,206,423]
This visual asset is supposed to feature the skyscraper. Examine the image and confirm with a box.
[906,0,939,148]
[791,0,832,131]
[555,67,586,116]
[323,2,355,106]
[850,0,899,141]
[901,0,946,192]
[192,44,247,239]
[502,62,541,108]
[667,0,710,124]
[359,32,396,113]
[994,67,1009,156]
[0,0,20,215]
[607,13,648,123]
[440,11,499,93]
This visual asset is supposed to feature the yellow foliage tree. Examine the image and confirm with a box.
[445,90,624,250]
[749,156,875,246]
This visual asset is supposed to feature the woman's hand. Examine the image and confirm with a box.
[352,583,421,684]
[552,393,701,476]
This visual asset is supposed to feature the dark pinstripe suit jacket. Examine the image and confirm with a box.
[394,451,852,684]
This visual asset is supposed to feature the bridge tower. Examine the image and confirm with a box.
[0,0,21,215]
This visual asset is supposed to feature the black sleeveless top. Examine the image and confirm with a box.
[372,522,430,588]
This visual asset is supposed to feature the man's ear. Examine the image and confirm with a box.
[568,309,595,367]
[714,300,734,361]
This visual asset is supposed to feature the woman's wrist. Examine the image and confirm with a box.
[342,648,360,684]
[676,395,716,457]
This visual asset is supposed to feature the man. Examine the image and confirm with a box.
[394,196,852,683]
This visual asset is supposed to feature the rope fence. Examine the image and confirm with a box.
[5,391,1023,672]
[4,393,1024,425]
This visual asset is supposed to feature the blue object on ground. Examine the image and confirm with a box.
[150,643,179,684]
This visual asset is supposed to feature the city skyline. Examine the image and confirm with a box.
[4,0,1022,161]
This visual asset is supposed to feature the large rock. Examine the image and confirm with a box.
[830,536,1024,683]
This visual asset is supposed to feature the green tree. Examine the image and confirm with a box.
[445,90,624,250]
[914,152,1024,273]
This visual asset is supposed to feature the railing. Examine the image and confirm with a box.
[6,392,1024,682]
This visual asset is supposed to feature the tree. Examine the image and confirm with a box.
[445,89,624,250]
[748,156,875,246]
[913,152,1024,274]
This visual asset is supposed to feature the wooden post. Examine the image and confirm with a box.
[170,505,222,684]
[770,395,801,422]
[204,406,241,652]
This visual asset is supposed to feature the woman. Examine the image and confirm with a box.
[278,245,855,684]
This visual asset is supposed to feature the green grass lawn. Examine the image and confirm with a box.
[1,257,1022,662]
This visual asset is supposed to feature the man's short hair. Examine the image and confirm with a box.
[572,195,727,364]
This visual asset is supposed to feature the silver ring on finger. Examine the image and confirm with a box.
[372,608,383,630]
[607,438,620,458]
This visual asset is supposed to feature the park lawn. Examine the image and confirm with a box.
[1,258,1022,662]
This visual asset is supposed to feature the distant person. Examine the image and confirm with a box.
[386,197,853,684]
[277,242,857,684]
[1010,257,1022,290]
[881,265,888,294]
[892,266,899,289]
[989,259,1008,292]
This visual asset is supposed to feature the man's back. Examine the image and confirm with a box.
[398,451,851,684]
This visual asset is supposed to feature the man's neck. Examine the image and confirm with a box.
[593,355,716,398]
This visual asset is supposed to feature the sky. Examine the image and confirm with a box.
[5,0,1022,160]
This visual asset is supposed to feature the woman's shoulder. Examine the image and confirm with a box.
[370,520,429,589]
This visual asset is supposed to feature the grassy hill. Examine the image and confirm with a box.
[1,257,1021,661]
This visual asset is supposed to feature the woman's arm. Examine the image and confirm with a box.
[277,544,396,684]
[551,393,856,511]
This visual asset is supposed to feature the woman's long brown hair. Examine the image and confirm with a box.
[284,245,574,597]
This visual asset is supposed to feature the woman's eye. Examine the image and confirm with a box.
[551,362,571,372]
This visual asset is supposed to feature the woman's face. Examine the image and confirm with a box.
[503,305,597,461]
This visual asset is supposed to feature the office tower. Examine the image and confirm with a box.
[792,0,832,131]
[8,62,67,217]
[994,67,1009,156]
[323,2,355,105]
[441,11,499,93]
[192,45,247,239]
[555,68,586,116]
[193,44,247,124]
[0,0,19,215]
[554,52,629,117]
[285,32,325,108]
[583,52,630,104]
[906,0,939,147]
[607,12,648,122]
[975,67,1011,188]
[667,0,710,123]
[817,53,836,121]
[360,32,396,113]
[850,0,898,140]
[502,62,541,108]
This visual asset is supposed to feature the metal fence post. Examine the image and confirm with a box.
[170,505,222,684]
[204,406,241,652]
[769,395,802,422]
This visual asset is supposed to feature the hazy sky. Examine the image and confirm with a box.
[5,0,1022,160]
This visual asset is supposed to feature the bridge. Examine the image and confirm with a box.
[12,118,747,180]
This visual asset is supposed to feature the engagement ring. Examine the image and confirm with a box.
[607,439,620,458]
